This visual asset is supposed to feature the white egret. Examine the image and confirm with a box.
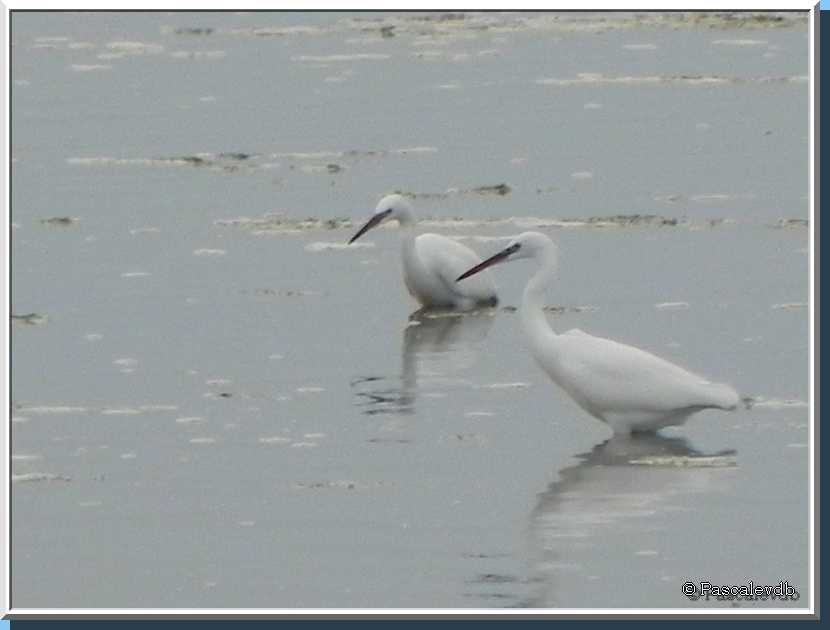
[457,231,740,435]
[349,194,498,310]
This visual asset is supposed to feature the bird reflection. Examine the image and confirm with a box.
[351,308,494,417]
[521,433,737,608]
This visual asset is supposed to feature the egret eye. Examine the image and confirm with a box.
[506,243,521,255]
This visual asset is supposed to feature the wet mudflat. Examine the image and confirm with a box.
[11,11,809,608]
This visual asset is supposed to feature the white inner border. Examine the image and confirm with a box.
[3,2,817,617]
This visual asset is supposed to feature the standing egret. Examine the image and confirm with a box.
[348,194,498,310]
[456,231,739,435]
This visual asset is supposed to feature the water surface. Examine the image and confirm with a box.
[11,11,810,609]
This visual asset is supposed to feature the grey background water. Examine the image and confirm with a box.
[11,11,810,609]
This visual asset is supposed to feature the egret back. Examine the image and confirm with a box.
[536,330,739,417]
[414,233,499,306]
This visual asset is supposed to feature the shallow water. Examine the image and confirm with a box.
[11,11,810,609]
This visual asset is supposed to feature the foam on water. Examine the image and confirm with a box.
[628,454,737,468]
[712,38,768,46]
[292,479,392,490]
[193,248,226,256]
[259,436,292,445]
[655,302,690,310]
[291,53,390,62]
[536,73,807,87]
[106,40,164,55]
[175,416,206,424]
[70,64,112,72]
[189,437,217,444]
[12,454,42,461]
[169,50,227,60]
[306,241,374,252]
[747,398,808,409]
[15,405,88,415]
[13,473,71,483]
[772,302,807,310]
[101,407,142,415]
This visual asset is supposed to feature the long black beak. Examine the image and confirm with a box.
[456,243,518,282]
[348,209,392,244]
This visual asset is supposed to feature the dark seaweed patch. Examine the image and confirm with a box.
[12,313,48,325]
[40,217,78,226]
[473,183,511,196]
[174,27,215,36]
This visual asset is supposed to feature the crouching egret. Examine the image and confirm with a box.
[456,231,739,435]
[349,194,498,310]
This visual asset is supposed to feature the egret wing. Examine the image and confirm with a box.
[415,233,498,303]
[555,331,738,413]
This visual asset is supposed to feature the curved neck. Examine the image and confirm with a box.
[397,209,418,257]
[520,249,558,343]
[395,207,417,229]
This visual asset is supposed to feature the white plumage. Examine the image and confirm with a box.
[457,231,739,435]
[349,194,498,310]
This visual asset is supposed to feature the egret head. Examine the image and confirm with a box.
[348,194,414,244]
[456,232,555,281]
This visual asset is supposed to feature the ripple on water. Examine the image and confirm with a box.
[12,454,42,461]
[129,226,161,235]
[189,437,217,444]
[70,64,112,72]
[258,436,291,445]
[291,53,390,63]
[139,404,178,412]
[292,479,393,490]
[440,432,488,447]
[176,416,205,424]
[712,38,768,46]
[101,408,142,415]
[746,397,808,410]
[655,301,690,310]
[193,248,226,257]
[296,386,325,394]
[536,73,806,87]
[468,573,519,585]
[105,40,164,55]
[169,50,226,60]
[628,454,737,468]
[772,302,807,310]
[306,241,374,252]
